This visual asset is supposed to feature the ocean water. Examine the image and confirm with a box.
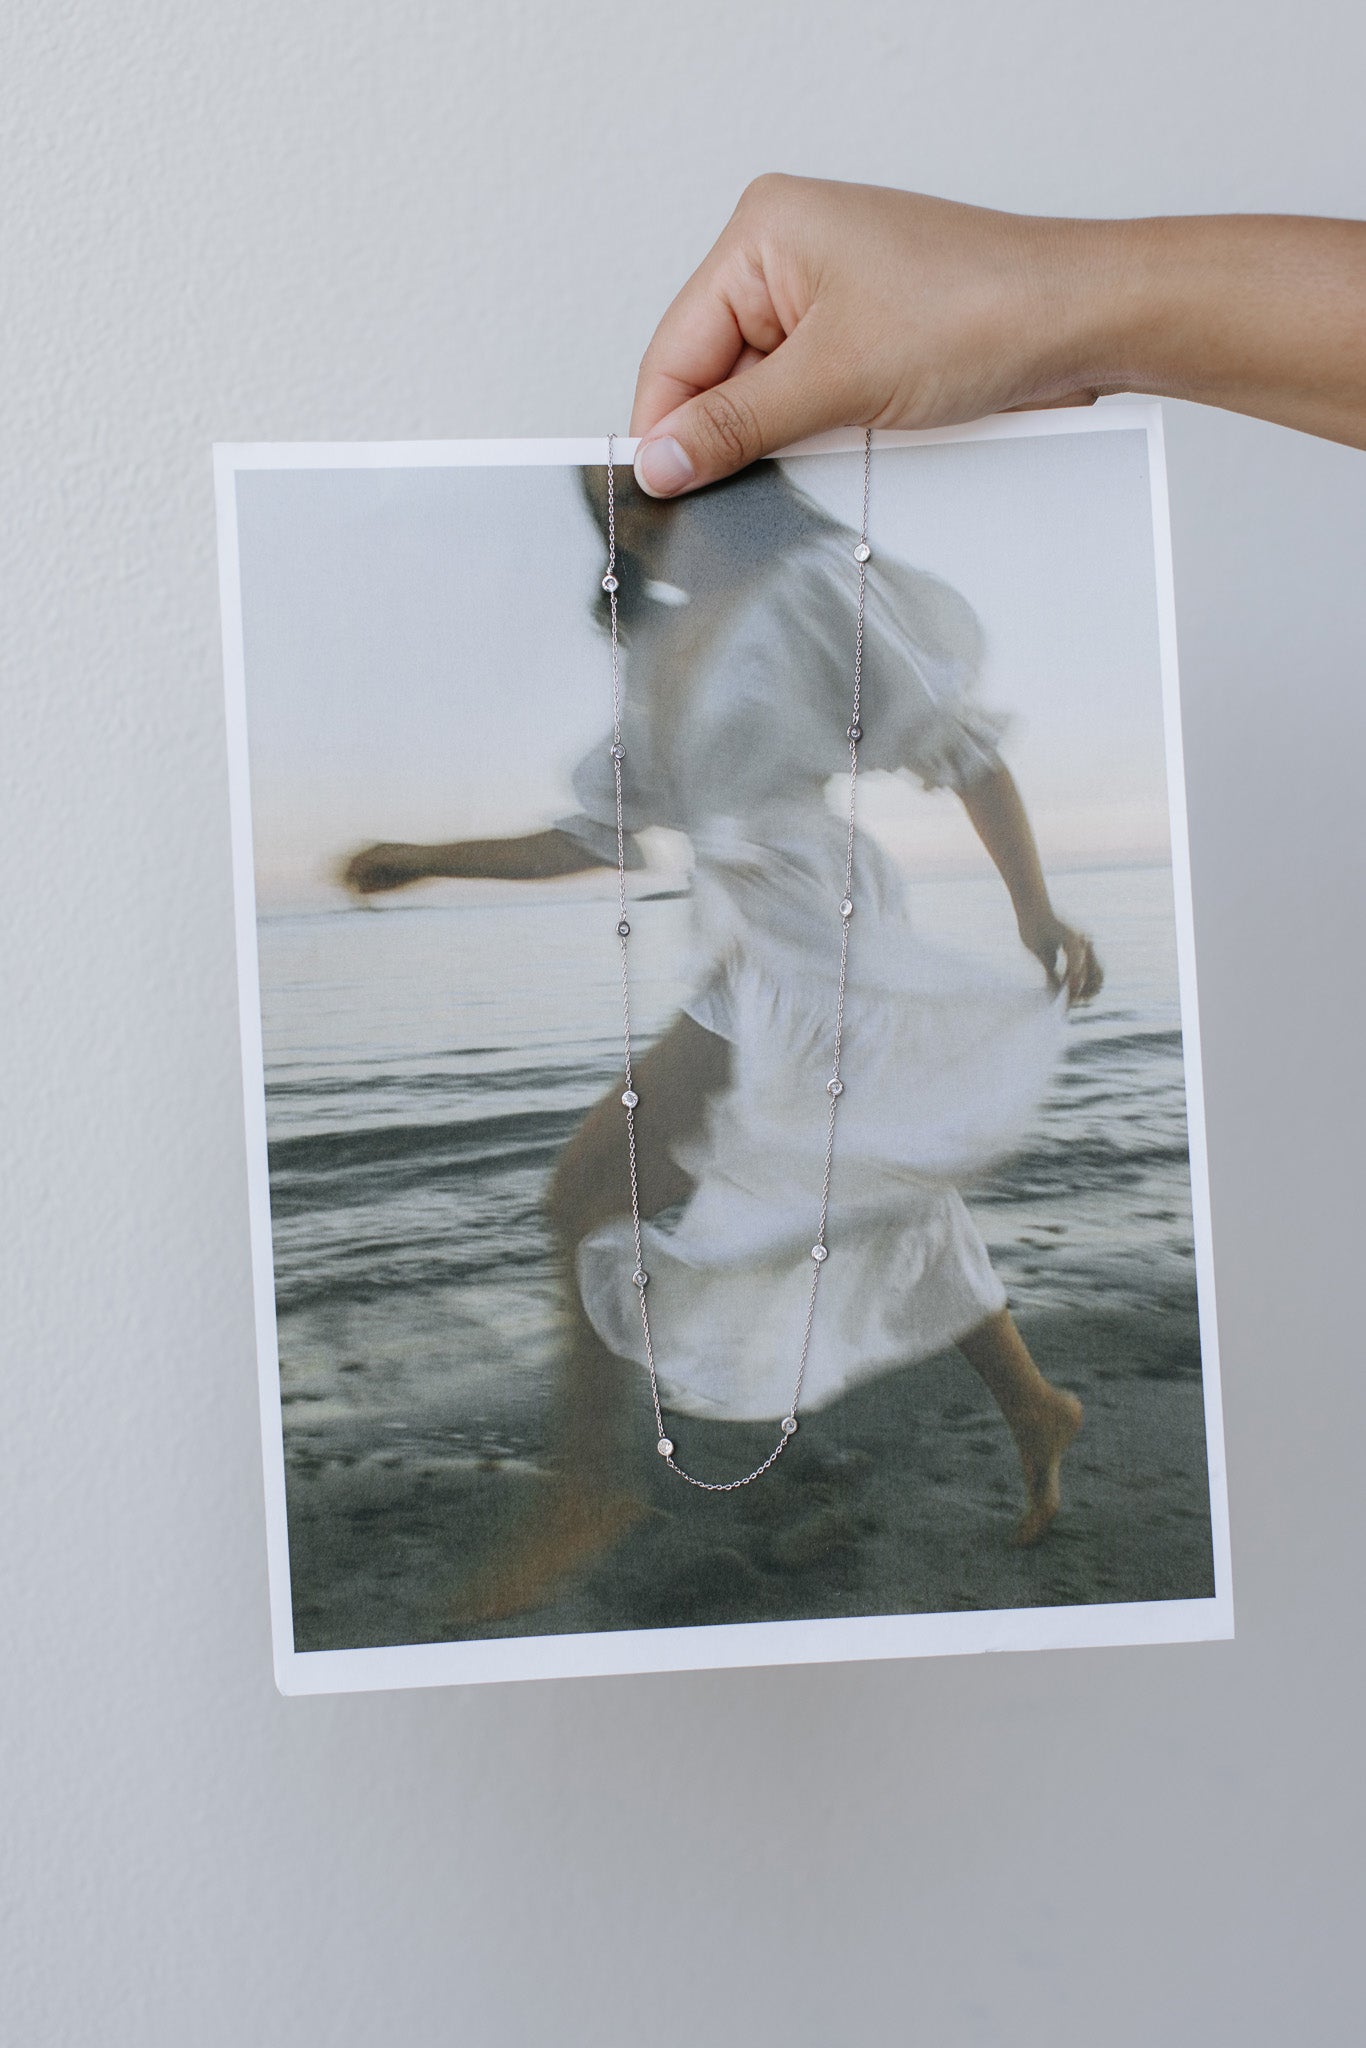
[259,862,1201,1470]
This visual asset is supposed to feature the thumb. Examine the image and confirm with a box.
[633,326,844,497]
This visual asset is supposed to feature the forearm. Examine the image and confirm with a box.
[957,766,1052,932]
[341,826,643,895]
[958,764,1102,1002]
[424,829,614,881]
[1065,214,1366,448]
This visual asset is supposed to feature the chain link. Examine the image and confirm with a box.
[604,430,874,1488]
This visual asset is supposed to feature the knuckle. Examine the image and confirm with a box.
[740,170,796,210]
[697,385,761,467]
[740,170,779,204]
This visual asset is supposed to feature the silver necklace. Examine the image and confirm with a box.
[603,429,873,1490]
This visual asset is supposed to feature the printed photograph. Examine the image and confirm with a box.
[220,415,1229,1683]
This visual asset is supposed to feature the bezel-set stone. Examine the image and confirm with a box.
[617,919,631,937]
[780,1415,798,1435]
[621,1089,639,1109]
[848,722,862,742]
[632,1268,649,1290]
[610,743,625,761]
[853,541,872,563]
[827,1077,844,1097]
[840,898,854,919]
[657,1436,674,1457]
[811,1243,829,1263]
[602,573,619,592]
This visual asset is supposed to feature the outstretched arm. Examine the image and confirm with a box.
[341,828,641,896]
[957,765,1102,1005]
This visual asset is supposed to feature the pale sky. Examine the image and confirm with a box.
[234,425,1173,907]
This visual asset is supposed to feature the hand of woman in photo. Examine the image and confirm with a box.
[340,841,435,895]
[955,766,1100,1005]
[1018,908,1103,1007]
[630,175,1366,495]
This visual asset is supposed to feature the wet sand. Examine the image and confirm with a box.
[285,1297,1216,1652]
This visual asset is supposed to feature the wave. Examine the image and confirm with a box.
[1065,1026,1184,1061]
[268,1098,1190,1189]
[979,1142,1191,1205]
[267,1103,585,1210]
[266,1054,618,1104]
[263,1008,1194,1309]
[275,1236,552,1312]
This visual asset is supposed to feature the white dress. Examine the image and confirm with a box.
[557,530,1067,1422]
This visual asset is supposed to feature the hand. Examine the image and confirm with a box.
[339,841,432,896]
[630,177,1106,496]
[1018,910,1103,1006]
[630,177,1366,494]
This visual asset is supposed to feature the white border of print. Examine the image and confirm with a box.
[214,401,1234,1695]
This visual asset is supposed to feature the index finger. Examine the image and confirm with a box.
[630,248,786,437]
[630,281,743,435]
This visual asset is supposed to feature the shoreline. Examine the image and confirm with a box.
[285,1296,1215,1653]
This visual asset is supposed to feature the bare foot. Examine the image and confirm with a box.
[1009,1387,1083,1547]
[447,1485,652,1625]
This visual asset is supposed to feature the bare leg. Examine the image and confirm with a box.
[451,1015,732,1621]
[955,1309,1083,1546]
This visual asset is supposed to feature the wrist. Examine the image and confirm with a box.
[1057,214,1248,405]
[1016,898,1058,944]
[1028,215,1193,401]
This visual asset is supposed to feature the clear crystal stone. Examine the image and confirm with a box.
[840,898,854,918]
[610,743,625,760]
[853,541,871,563]
[617,919,631,937]
[621,1089,639,1109]
[827,1077,844,1097]
[811,1243,829,1263]
[657,1436,674,1457]
[632,1268,649,1290]
[847,722,862,742]
[780,1415,798,1435]
[601,573,619,592]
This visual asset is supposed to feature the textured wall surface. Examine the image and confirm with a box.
[3,4,1363,2042]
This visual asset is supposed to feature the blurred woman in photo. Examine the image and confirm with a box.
[344,458,1101,1614]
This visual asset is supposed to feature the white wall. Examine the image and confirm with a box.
[4,4,1363,2041]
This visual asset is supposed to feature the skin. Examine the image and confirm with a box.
[628,177,1366,498]
[345,499,1097,1618]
